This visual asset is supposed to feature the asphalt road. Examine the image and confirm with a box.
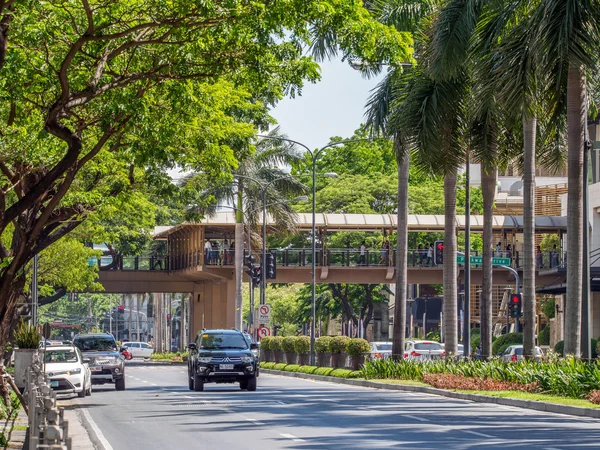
[70,364,600,449]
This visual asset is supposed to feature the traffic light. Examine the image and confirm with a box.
[244,253,256,269]
[266,252,276,279]
[251,265,262,287]
[510,293,522,318]
[434,241,444,265]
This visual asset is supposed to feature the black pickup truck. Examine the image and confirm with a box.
[187,329,259,392]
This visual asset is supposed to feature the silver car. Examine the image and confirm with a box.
[369,342,392,360]
[501,345,543,362]
[404,340,445,359]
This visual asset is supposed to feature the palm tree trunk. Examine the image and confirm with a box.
[564,66,586,357]
[480,167,497,358]
[523,117,537,358]
[234,190,244,331]
[443,169,458,355]
[392,146,410,360]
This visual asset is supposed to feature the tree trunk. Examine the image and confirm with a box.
[480,167,497,358]
[234,190,244,331]
[523,117,537,358]
[443,169,458,356]
[564,66,586,357]
[392,151,409,360]
[0,276,25,359]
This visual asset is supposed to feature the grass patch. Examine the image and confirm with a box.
[457,390,600,409]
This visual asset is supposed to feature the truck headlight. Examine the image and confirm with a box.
[241,356,253,364]
[198,357,212,363]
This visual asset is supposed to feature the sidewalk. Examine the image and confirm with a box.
[3,407,27,449]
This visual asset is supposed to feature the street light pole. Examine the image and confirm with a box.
[463,153,471,358]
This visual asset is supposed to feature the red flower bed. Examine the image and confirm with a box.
[422,373,539,392]
[586,390,600,404]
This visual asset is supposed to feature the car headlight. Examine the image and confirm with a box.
[47,368,82,376]
[198,357,212,364]
[241,356,253,364]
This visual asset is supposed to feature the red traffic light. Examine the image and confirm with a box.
[437,243,444,250]
[511,295,519,302]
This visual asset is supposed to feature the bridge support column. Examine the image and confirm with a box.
[190,280,236,339]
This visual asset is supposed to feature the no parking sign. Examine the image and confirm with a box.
[258,304,271,324]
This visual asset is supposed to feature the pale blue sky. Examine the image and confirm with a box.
[270,58,384,150]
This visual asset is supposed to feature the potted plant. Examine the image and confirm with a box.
[12,319,41,389]
[347,338,370,370]
[271,336,284,363]
[294,336,310,365]
[260,336,273,362]
[315,336,333,367]
[329,336,350,368]
[282,336,297,364]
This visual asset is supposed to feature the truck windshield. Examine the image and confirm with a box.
[74,336,117,352]
[200,334,248,350]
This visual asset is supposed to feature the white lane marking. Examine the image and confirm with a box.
[463,430,495,439]
[404,414,430,422]
[179,371,185,374]
[150,383,158,386]
[280,433,305,442]
[81,407,114,450]
[246,418,265,425]
[142,380,149,383]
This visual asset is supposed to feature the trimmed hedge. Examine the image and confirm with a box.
[260,336,273,351]
[315,336,333,353]
[261,362,276,369]
[257,363,359,379]
[270,336,284,351]
[297,365,318,374]
[282,336,296,352]
[314,367,335,376]
[284,364,300,372]
[330,369,361,379]
[346,338,370,357]
[294,336,310,354]
[273,363,287,371]
[330,336,350,354]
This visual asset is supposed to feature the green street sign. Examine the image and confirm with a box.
[456,255,510,266]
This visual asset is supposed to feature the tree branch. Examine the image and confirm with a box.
[38,287,67,307]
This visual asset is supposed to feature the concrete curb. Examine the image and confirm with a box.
[262,369,600,420]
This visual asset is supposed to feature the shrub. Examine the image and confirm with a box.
[330,369,361,379]
[329,336,350,354]
[294,336,310,354]
[315,336,333,353]
[538,325,550,346]
[297,365,318,374]
[260,336,273,351]
[13,319,41,349]
[260,362,276,369]
[425,330,441,342]
[282,336,297,352]
[541,298,556,319]
[422,373,539,392]
[587,390,600,404]
[314,367,334,376]
[270,336,284,351]
[284,364,300,372]
[346,338,370,357]
[273,363,288,371]
[492,332,523,355]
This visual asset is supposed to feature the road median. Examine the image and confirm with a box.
[261,368,600,420]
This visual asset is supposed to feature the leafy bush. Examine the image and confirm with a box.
[538,325,550,346]
[330,369,361,379]
[13,319,41,349]
[294,336,310,354]
[284,364,300,372]
[471,328,481,336]
[260,362,276,369]
[492,332,523,355]
[346,338,370,357]
[422,373,538,392]
[315,336,333,353]
[541,298,556,319]
[282,336,297,352]
[329,336,350,354]
[260,336,273,351]
[270,336,284,351]
[297,365,318,374]
[273,363,288,371]
[314,367,335,376]
[425,330,441,341]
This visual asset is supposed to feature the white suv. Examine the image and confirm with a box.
[404,340,445,360]
[44,345,92,398]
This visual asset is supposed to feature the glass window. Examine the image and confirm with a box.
[142,343,152,349]
[514,348,523,355]
[414,342,443,351]
[200,333,249,350]
[45,351,79,363]
[74,336,118,352]
[375,344,392,351]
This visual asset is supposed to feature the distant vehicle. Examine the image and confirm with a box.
[440,343,464,356]
[73,333,126,391]
[404,340,445,359]
[501,345,543,362]
[122,342,154,359]
[187,329,259,392]
[44,345,92,398]
[369,342,392,360]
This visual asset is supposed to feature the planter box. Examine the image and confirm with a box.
[273,351,284,363]
[297,354,308,366]
[263,350,274,362]
[285,352,297,365]
[331,352,348,368]
[14,348,37,389]
[317,352,331,367]
[349,354,365,370]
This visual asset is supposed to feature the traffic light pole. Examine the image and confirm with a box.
[500,265,521,332]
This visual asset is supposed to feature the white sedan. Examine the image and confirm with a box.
[404,340,445,359]
[122,342,154,359]
[44,345,92,398]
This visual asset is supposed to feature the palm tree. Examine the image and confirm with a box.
[182,127,306,330]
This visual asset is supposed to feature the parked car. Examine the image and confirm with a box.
[404,340,445,359]
[44,345,92,398]
[187,329,259,392]
[122,342,154,359]
[440,343,464,356]
[369,342,392,360]
[73,333,126,391]
[501,345,543,362]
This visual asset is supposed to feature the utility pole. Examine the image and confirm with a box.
[32,254,39,326]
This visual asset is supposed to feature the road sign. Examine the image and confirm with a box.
[258,304,271,324]
[457,255,511,266]
[257,325,271,338]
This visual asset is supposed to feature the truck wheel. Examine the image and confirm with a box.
[193,374,204,392]
[115,377,126,391]
[188,374,194,391]
[246,376,257,392]
[239,379,248,390]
